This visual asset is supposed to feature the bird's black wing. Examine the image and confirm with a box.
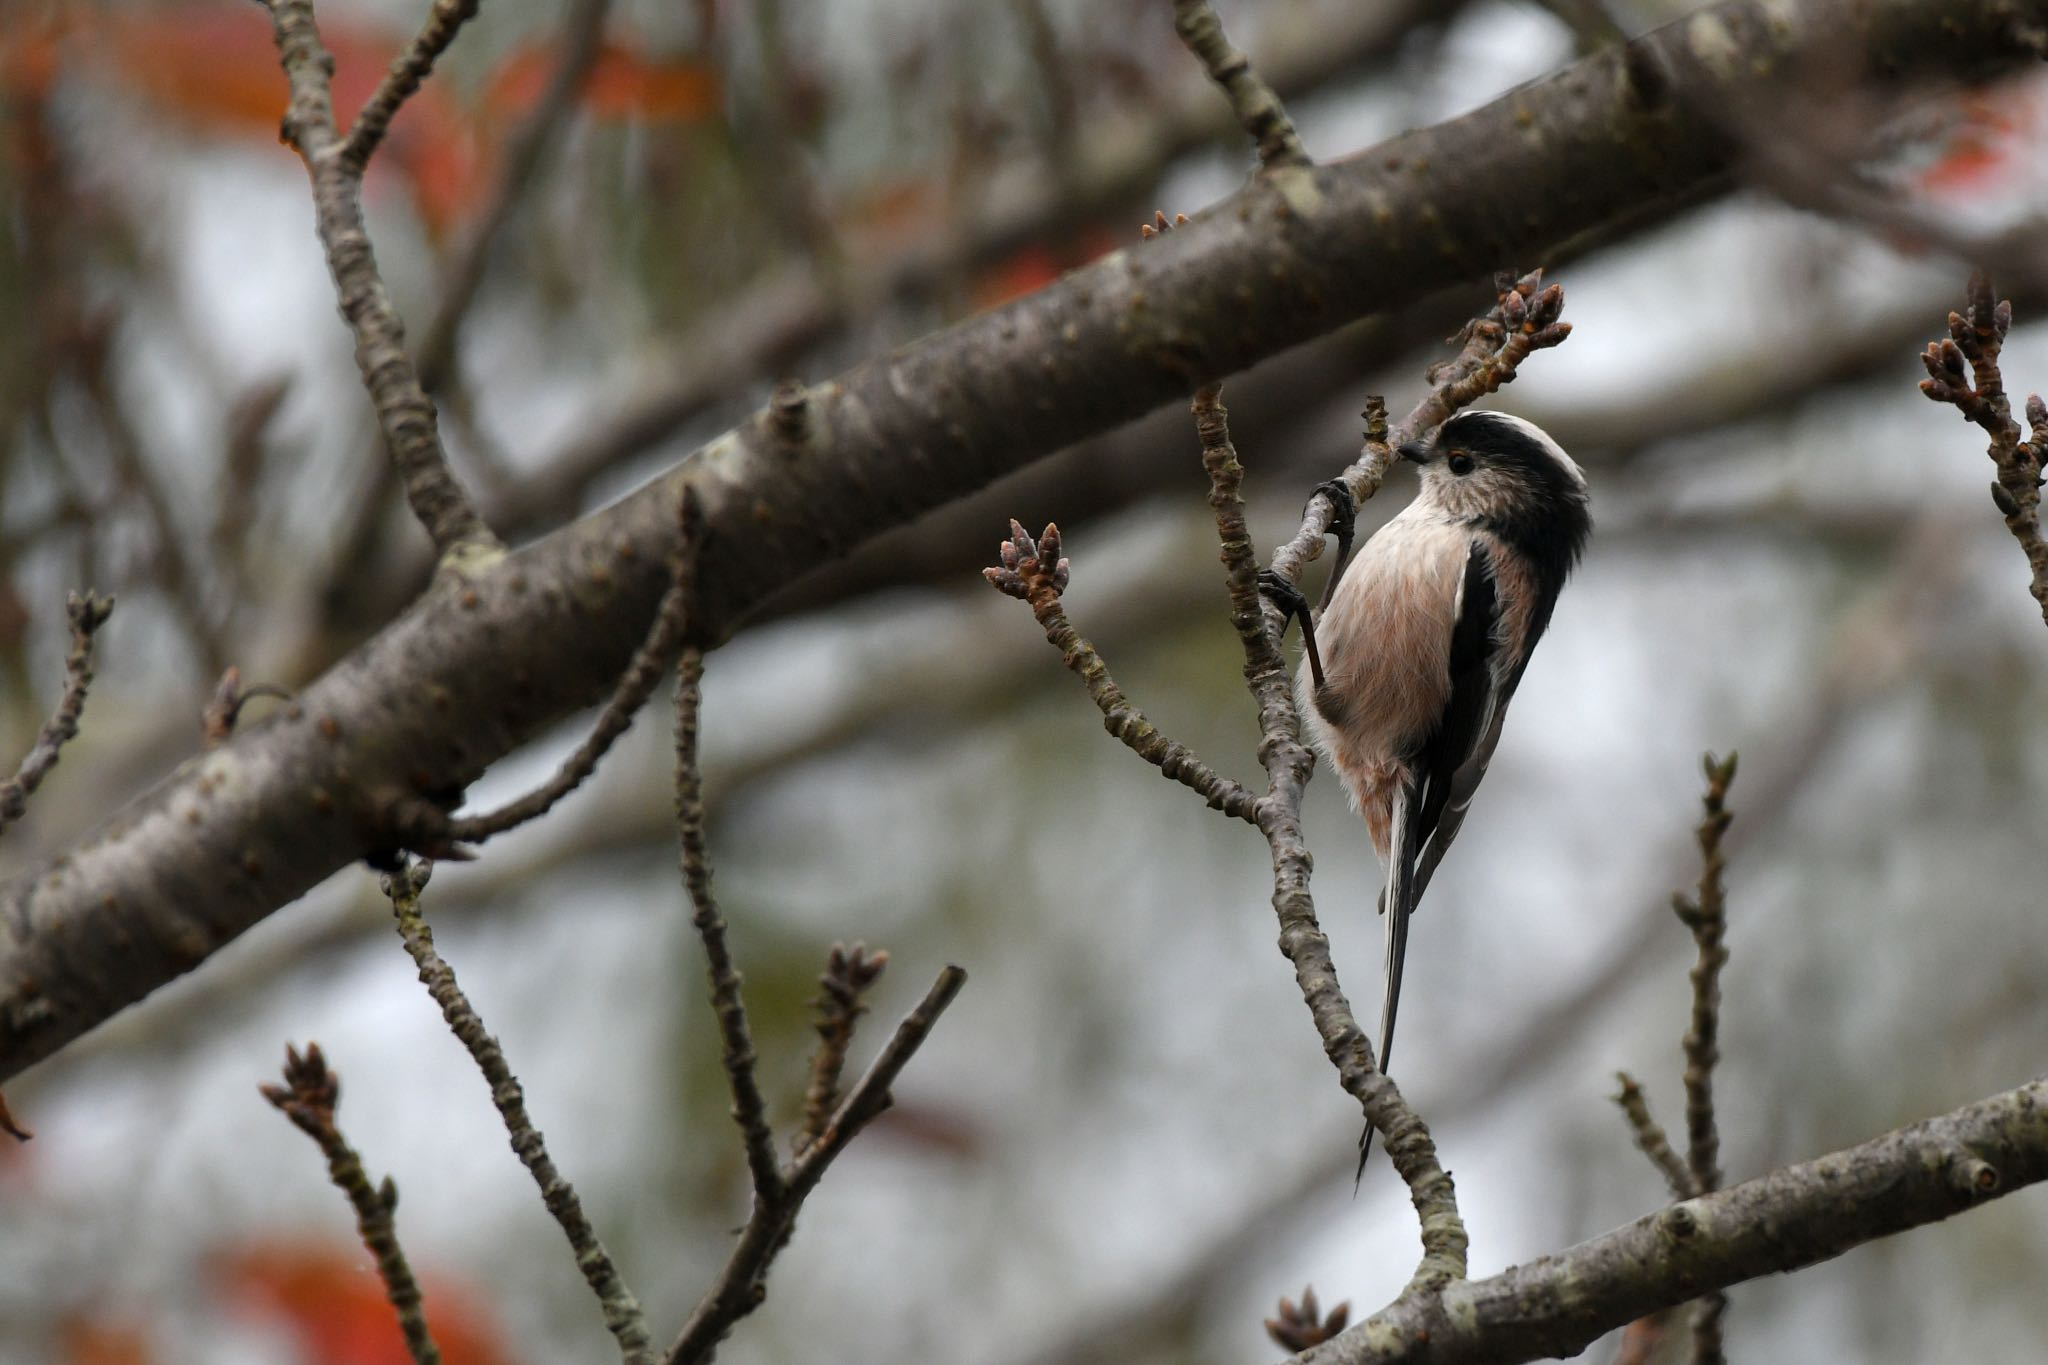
[1381,538,1501,1076]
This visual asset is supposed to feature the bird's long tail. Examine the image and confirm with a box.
[1356,794,1418,1185]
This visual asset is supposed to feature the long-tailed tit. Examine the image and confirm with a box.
[1283,410,1590,1173]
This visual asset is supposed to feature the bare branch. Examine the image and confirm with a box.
[983,519,1261,822]
[672,647,783,1203]
[1677,753,1735,1200]
[1303,1076,2048,1363]
[0,592,112,836]
[1171,0,1311,171]
[664,965,968,1365]
[341,0,484,174]
[260,1042,443,1365]
[384,862,654,1362]
[1920,273,2048,625]
[1673,750,1737,1363]
[1614,1071,1693,1200]
[262,0,498,561]
[795,942,889,1157]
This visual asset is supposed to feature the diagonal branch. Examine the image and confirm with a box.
[1171,0,1311,171]
[263,0,499,562]
[983,519,1262,822]
[1301,1076,2048,1363]
[341,0,485,175]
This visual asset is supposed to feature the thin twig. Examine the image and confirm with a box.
[1674,750,1736,1365]
[442,490,701,843]
[383,861,654,1363]
[1677,752,1735,1200]
[1171,0,1311,170]
[341,0,485,174]
[795,942,889,1157]
[664,966,967,1365]
[1919,272,2048,625]
[983,519,1262,823]
[673,646,784,1202]
[1613,1070,1693,1199]
[260,1042,444,1365]
[0,592,113,836]
[262,0,499,561]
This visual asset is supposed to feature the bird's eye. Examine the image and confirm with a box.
[1447,451,1475,476]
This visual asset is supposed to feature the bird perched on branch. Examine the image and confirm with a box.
[1271,410,1590,1178]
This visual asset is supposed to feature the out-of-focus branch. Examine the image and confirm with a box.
[1613,1071,1692,1199]
[340,0,483,174]
[321,0,619,590]
[1672,751,1736,1364]
[385,862,653,1362]
[1920,272,2048,625]
[1172,0,1310,171]
[263,0,498,562]
[259,1042,443,1365]
[415,0,615,395]
[1300,1077,2048,1364]
[0,593,112,837]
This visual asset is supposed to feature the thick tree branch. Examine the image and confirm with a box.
[4,0,2042,1082]
[1296,1077,2048,1364]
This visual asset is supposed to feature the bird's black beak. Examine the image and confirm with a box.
[1396,440,1430,465]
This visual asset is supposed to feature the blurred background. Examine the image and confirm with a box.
[3,0,2048,1361]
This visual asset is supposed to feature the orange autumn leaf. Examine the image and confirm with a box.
[60,1317,152,1365]
[217,1239,515,1365]
[484,42,723,123]
[970,224,1123,312]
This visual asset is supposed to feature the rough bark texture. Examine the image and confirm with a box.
[1296,1078,2048,1364]
[2,0,2042,1081]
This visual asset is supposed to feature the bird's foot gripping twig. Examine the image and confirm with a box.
[1256,568,1325,692]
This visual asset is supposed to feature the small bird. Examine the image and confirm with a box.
[1289,410,1590,1174]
